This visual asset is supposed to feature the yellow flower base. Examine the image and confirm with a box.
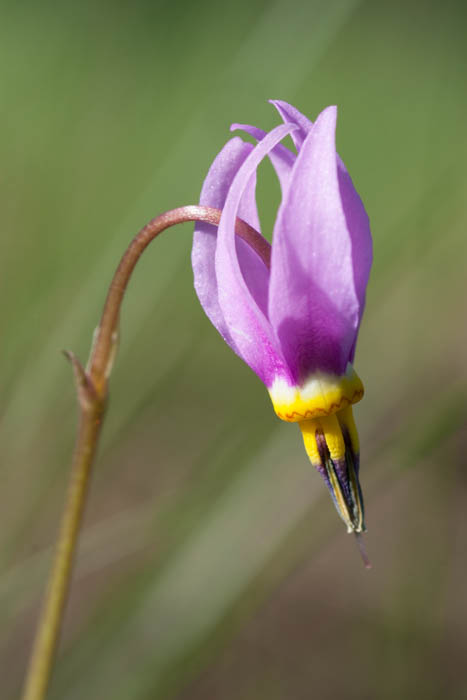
[268,364,364,422]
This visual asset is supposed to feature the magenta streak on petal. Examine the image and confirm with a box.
[270,100,313,151]
[230,123,295,196]
[215,123,299,388]
[192,137,270,358]
[269,106,361,381]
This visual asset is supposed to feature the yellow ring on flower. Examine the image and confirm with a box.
[269,364,364,423]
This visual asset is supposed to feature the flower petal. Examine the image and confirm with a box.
[336,158,372,361]
[192,137,265,354]
[230,122,295,196]
[271,101,372,363]
[269,106,367,380]
[215,123,298,387]
[270,99,313,150]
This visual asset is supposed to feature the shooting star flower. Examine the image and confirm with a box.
[192,101,372,547]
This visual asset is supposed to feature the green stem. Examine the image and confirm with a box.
[21,402,104,700]
[21,205,266,700]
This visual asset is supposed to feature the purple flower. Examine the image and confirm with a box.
[192,101,372,534]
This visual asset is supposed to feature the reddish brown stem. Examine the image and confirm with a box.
[21,205,266,700]
[88,205,269,395]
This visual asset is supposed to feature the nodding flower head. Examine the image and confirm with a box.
[192,100,372,538]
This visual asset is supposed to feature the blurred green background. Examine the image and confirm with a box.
[1,0,467,697]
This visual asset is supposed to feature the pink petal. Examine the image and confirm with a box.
[270,99,313,150]
[215,123,298,387]
[230,122,295,196]
[192,137,268,354]
[268,106,371,381]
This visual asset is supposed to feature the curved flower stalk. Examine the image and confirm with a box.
[192,101,372,539]
[22,102,372,700]
[21,206,269,700]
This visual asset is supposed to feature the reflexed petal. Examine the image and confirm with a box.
[236,236,269,317]
[271,101,372,362]
[193,137,272,355]
[336,159,372,361]
[230,122,295,195]
[215,123,298,387]
[269,106,365,380]
[270,99,313,150]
